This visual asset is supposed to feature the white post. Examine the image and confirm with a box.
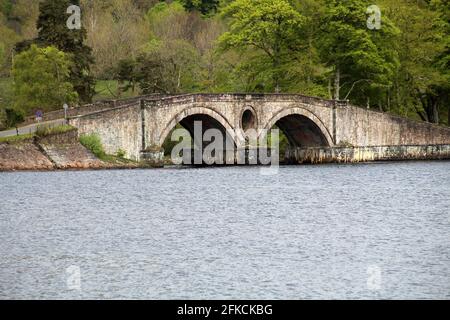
[63,103,69,124]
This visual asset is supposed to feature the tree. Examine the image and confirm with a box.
[132,39,202,94]
[318,0,400,103]
[115,58,139,93]
[81,0,150,78]
[285,0,329,97]
[12,45,78,114]
[0,42,4,67]
[431,0,450,125]
[5,108,24,134]
[15,0,95,103]
[219,0,306,93]
[179,0,220,15]
[0,66,13,125]
[379,0,447,123]
[0,12,21,76]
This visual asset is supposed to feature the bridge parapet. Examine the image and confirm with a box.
[143,93,335,108]
[23,93,166,126]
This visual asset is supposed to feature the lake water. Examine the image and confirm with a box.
[1,162,449,300]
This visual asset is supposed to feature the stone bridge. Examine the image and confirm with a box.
[69,93,450,165]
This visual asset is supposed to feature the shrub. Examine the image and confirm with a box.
[4,108,24,130]
[79,134,105,158]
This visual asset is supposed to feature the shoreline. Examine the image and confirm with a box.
[2,158,450,173]
[2,127,450,172]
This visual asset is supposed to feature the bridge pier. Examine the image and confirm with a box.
[141,148,165,167]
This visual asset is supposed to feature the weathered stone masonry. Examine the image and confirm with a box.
[68,93,450,164]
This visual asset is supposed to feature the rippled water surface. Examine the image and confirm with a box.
[1,162,449,299]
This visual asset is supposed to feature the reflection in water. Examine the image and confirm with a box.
[0,162,449,299]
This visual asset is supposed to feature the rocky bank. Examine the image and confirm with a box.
[0,129,136,171]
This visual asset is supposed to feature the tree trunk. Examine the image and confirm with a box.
[432,100,439,124]
[422,95,439,124]
[307,36,312,84]
[273,56,280,93]
[334,66,340,100]
[448,104,450,126]
[328,77,332,99]
[275,81,280,94]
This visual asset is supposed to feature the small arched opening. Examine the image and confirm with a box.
[241,108,257,132]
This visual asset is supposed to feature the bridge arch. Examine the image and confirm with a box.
[261,107,333,147]
[158,106,239,148]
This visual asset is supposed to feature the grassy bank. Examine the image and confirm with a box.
[0,133,33,143]
[0,125,74,143]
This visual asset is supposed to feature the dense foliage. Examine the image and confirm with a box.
[15,0,95,103]
[0,0,449,126]
[12,45,78,114]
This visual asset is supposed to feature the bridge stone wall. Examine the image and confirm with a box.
[69,104,143,160]
[143,94,335,149]
[336,105,450,147]
[67,93,450,163]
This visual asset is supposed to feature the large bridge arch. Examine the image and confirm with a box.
[261,107,334,147]
[157,106,240,148]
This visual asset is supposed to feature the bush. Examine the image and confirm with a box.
[4,108,24,129]
[79,134,105,158]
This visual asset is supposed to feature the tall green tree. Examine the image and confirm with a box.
[380,0,447,123]
[431,0,450,124]
[286,0,329,97]
[219,0,306,93]
[318,0,400,104]
[16,0,95,103]
[37,0,94,103]
[135,39,203,94]
[12,45,78,114]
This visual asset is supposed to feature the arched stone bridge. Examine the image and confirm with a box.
[69,93,450,164]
